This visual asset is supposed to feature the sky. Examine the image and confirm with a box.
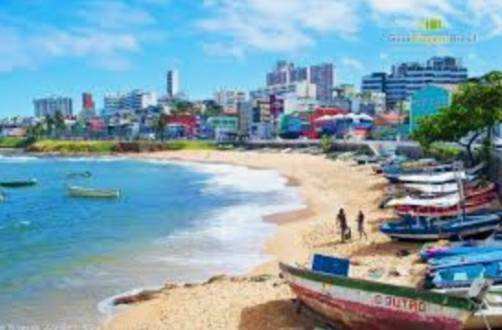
[0,0,501,116]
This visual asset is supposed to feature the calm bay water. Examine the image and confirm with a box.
[0,154,303,327]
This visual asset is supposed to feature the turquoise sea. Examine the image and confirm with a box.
[0,153,303,327]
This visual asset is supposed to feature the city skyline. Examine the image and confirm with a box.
[0,0,501,116]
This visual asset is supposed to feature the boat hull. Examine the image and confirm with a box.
[280,263,475,330]
[0,179,37,188]
[68,186,120,199]
[380,214,502,241]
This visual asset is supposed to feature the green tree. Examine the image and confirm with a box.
[27,122,45,138]
[203,100,223,117]
[54,111,66,138]
[45,114,55,137]
[412,71,502,164]
[155,113,168,141]
[171,100,193,115]
[320,134,334,153]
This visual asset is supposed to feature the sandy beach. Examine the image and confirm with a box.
[104,150,426,330]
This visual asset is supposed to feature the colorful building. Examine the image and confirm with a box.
[207,116,239,141]
[409,84,457,132]
[166,114,198,138]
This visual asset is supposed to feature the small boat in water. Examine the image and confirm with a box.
[0,179,37,188]
[66,171,92,179]
[280,255,482,330]
[68,186,120,199]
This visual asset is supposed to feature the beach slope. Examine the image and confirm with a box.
[105,150,425,329]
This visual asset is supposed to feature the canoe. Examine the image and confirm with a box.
[68,186,120,199]
[386,183,496,208]
[394,192,497,217]
[421,230,502,261]
[280,258,479,330]
[387,163,484,184]
[427,262,502,289]
[380,213,502,241]
[429,250,502,270]
[66,171,92,179]
[0,179,37,188]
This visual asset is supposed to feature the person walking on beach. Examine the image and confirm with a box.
[337,208,348,242]
[357,210,368,240]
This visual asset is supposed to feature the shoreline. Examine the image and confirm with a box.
[104,150,427,329]
[129,151,319,277]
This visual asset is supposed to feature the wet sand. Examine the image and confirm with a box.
[104,150,425,330]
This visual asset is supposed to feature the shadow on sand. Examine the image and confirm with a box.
[239,299,316,330]
[350,240,422,258]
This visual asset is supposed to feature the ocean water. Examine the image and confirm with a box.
[0,154,304,327]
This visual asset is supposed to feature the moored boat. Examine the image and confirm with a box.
[0,179,37,188]
[68,186,120,199]
[421,230,502,261]
[380,213,502,241]
[280,256,479,330]
[435,285,502,329]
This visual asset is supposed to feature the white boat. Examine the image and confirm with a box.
[404,182,461,194]
[68,186,120,199]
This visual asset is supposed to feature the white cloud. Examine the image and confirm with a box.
[198,0,360,55]
[367,0,457,17]
[0,26,140,72]
[341,57,365,71]
[466,0,502,38]
[0,0,156,72]
[202,43,246,60]
[77,1,155,30]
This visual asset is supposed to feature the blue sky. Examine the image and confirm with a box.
[0,0,501,116]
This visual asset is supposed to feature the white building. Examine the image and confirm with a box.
[103,90,157,116]
[167,70,179,98]
[33,96,73,117]
[251,80,317,101]
[214,89,246,114]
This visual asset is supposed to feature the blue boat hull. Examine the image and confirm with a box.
[380,214,502,241]
[427,262,502,289]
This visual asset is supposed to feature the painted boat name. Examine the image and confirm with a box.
[373,294,426,313]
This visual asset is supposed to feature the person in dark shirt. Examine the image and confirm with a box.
[357,210,368,240]
[337,208,348,242]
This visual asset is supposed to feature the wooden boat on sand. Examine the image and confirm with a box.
[68,186,120,199]
[280,256,484,330]
[379,213,502,241]
[0,179,37,188]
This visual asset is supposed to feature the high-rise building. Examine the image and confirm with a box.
[361,72,387,93]
[103,90,157,115]
[309,63,335,104]
[80,92,96,120]
[33,96,73,118]
[82,93,95,111]
[167,70,179,98]
[214,89,246,114]
[263,60,335,105]
[361,56,468,109]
